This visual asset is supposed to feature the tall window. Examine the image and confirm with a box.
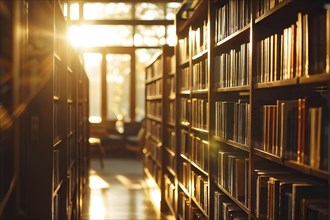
[106,54,131,121]
[64,1,181,122]
[83,53,102,123]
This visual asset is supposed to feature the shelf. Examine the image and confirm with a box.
[191,89,208,95]
[255,77,298,89]
[164,197,176,217]
[179,90,191,95]
[254,148,283,164]
[146,114,162,123]
[299,73,330,85]
[213,136,249,152]
[52,180,63,197]
[166,166,177,177]
[145,74,163,84]
[215,85,250,93]
[146,95,162,100]
[178,182,190,197]
[284,160,329,180]
[165,147,176,156]
[254,148,329,180]
[148,154,162,168]
[191,127,208,134]
[180,153,190,163]
[166,121,175,127]
[215,25,250,49]
[215,180,249,214]
[191,161,208,177]
[180,121,190,128]
[191,196,208,218]
[179,59,189,67]
[255,0,296,25]
[192,49,208,62]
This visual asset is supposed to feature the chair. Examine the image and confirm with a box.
[124,127,146,156]
[122,119,145,156]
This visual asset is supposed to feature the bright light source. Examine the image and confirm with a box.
[89,116,102,123]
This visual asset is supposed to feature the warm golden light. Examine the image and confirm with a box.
[89,171,110,189]
[89,116,102,123]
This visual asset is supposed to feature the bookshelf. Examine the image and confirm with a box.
[172,0,330,219]
[144,45,175,215]
[0,1,89,219]
[176,0,210,219]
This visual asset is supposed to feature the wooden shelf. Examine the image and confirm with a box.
[214,136,249,152]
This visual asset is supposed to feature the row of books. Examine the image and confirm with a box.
[146,58,163,81]
[146,100,162,118]
[254,168,329,219]
[166,75,175,97]
[180,129,190,157]
[166,128,176,153]
[164,175,176,212]
[215,100,249,145]
[180,98,190,125]
[165,149,176,173]
[178,37,189,64]
[145,137,162,164]
[256,30,292,83]
[257,9,330,83]
[191,20,208,56]
[145,158,162,188]
[214,0,251,43]
[214,43,250,88]
[191,98,208,131]
[180,191,208,220]
[192,58,208,91]
[53,102,60,143]
[256,99,328,171]
[167,100,175,124]
[192,171,209,214]
[169,55,176,74]
[146,79,162,97]
[146,119,162,142]
[214,191,248,220]
[180,67,190,91]
[217,151,249,206]
[179,193,190,220]
[296,9,329,76]
[255,0,285,18]
[191,135,209,172]
[181,162,190,192]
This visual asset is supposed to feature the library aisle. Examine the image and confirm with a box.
[81,157,173,220]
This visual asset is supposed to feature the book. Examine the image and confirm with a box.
[291,183,328,219]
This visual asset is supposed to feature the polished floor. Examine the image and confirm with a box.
[82,156,173,220]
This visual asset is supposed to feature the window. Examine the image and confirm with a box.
[134,25,166,46]
[135,3,165,20]
[83,53,102,123]
[84,3,132,20]
[106,54,131,121]
[68,25,133,47]
[66,1,181,123]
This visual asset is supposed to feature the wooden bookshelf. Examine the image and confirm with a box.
[0,1,89,219]
[144,45,176,216]
[169,0,330,219]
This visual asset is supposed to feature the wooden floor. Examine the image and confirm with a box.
[81,156,173,220]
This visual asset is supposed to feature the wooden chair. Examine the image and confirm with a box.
[124,127,146,156]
